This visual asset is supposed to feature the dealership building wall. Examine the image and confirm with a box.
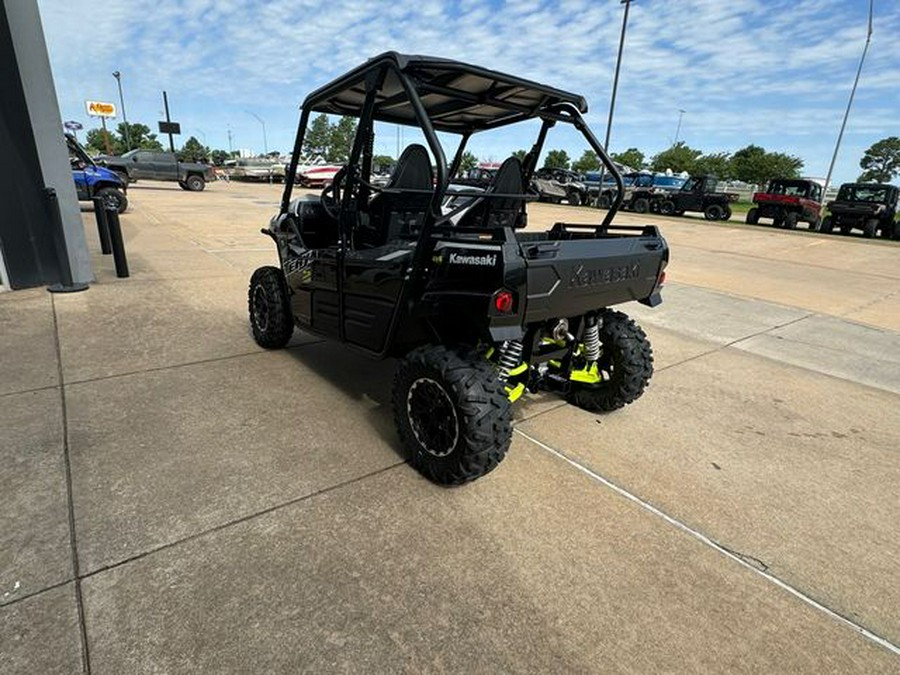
[0,0,92,291]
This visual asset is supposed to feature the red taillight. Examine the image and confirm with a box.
[494,290,514,313]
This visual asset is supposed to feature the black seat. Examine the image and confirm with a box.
[456,156,526,229]
[360,144,434,247]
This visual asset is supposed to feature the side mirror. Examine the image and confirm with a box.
[132,156,139,162]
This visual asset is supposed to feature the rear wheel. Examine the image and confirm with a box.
[567,189,583,206]
[633,197,649,214]
[597,194,611,209]
[863,218,878,238]
[704,204,723,221]
[568,310,653,413]
[248,266,294,348]
[95,187,128,214]
[783,212,798,229]
[393,346,511,485]
[185,174,206,191]
[746,208,759,225]
[820,216,834,233]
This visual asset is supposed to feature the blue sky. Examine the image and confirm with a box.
[38,0,899,184]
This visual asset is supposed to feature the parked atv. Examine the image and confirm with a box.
[248,52,668,485]
[66,134,128,213]
[746,178,822,230]
[821,183,899,239]
[656,175,735,221]
[531,167,589,206]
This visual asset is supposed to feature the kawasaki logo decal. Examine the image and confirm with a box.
[569,263,640,287]
[448,252,497,266]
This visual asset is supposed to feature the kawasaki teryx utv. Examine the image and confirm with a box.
[249,53,669,485]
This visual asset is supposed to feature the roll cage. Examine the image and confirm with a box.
[279,52,624,248]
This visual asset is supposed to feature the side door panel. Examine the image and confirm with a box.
[341,247,410,352]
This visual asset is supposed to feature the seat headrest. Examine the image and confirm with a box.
[389,144,433,191]
[491,156,524,194]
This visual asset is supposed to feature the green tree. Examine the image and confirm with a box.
[610,148,644,170]
[85,127,120,155]
[459,151,478,172]
[694,152,732,179]
[572,150,601,173]
[304,113,332,158]
[730,144,803,184]
[328,116,357,163]
[512,149,528,162]
[372,154,394,173]
[178,136,209,162]
[210,149,230,166]
[858,137,900,182]
[543,149,570,170]
[650,142,702,174]
[117,122,163,151]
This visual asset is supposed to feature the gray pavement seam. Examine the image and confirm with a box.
[0,383,60,400]
[0,578,74,610]
[62,340,326,389]
[80,461,407,579]
[514,428,900,657]
[50,294,92,674]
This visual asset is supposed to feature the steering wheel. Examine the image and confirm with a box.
[320,166,347,220]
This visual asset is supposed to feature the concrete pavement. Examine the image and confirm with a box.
[1,180,898,673]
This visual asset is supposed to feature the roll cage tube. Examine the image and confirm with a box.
[280,106,311,214]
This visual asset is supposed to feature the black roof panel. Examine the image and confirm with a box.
[303,52,588,133]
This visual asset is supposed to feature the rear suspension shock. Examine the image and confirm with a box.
[583,314,601,363]
[497,340,524,381]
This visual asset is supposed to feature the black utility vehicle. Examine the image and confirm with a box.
[656,175,734,220]
[746,178,823,230]
[248,53,668,485]
[531,167,589,206]
[603,173,685,213]
[821,183,899,239]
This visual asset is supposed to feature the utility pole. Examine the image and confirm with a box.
[112,71,131,151]
[673,109,686,145]
[823,0,874,202]
[162,91,175,152]
[227,127,233,154]
[247,111,268,156]
[596,0,633,207]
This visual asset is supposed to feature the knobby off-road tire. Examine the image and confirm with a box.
[95,187,128,213]
[632,197,650,214]
[863,218,878,238]
[659,200,676,216]
[746,207,759,225]
[597,194,612,209]
[567,190,583,207]
[704,204,723,221]
[393,346,512,486]
[185,174,206,191]
[248,266,294,348]
[568,310,653,413]
[721,205,732,221]
[820,216,834,233]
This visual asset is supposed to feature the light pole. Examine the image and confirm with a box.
[112,71,131,151]
[596,0,633,207]
[246,111,268,156]
[673,109,686,145]
[823,0,874,202]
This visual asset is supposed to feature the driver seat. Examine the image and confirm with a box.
[360,144,434,248]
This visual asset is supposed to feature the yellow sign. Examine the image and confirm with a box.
[85,100,117,118]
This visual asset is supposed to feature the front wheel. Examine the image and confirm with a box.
[568,310,654,413]
[185,174,206,191]
[95,187,128,213]
[659,200,676,216]
[567,189,583,207]
[721,205,732,220]
[393,346,511,486]
[248,266,294,348]
[597,194,611,209]
[863,218,878,238]
[632,197,649,214]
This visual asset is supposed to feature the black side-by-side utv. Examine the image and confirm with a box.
[249,52,668,485]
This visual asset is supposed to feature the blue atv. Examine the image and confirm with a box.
[66,134,128,213]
